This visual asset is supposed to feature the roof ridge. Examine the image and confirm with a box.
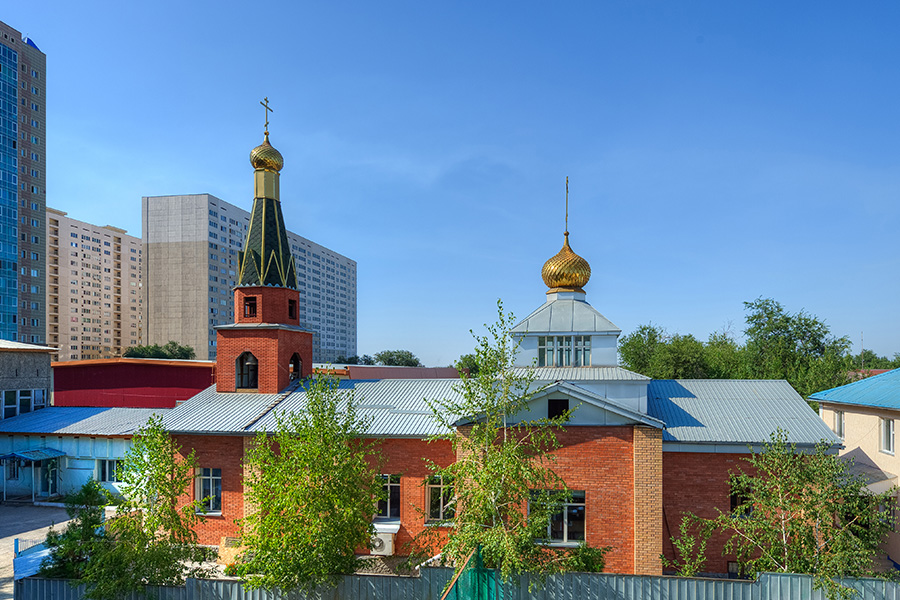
[240,378,305,431]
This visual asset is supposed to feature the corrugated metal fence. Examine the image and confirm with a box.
[14,570,900,600]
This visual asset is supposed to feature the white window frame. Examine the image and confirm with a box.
[537,336,591,367]
[547,490,586,544]
[426,475,454,522]
[833,410,845,440]
[97,459,122,483]
[196,467,222,514]
[881,418,895,455]
[6,460,20,480]
[376,474,401,519]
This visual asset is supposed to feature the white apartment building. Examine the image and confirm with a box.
[142,194,357,362]
[45,208,142,360]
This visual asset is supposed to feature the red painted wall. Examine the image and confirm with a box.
[53,359,215,408]
[661,451,749,574]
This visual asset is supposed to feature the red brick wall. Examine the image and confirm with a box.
[174,434,246,545]
[215,328,313,393]
[662,451,750,574]
[551,427,636,574]
[234,286,300,327]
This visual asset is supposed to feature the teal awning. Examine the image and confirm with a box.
[0,448,66,463]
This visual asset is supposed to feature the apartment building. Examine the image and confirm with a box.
[142,194,356,362]
[46,208,142,360]
[0,21,47,344]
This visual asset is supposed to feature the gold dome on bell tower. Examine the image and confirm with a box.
[250,132,284,172]
[541,177,591,293]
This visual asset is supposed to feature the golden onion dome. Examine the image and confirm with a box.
[541,232,591,292]
[250,133,284,172]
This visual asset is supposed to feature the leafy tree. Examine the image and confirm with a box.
[618,324,664,376]
[455,352,479,377]
[40,479,110,579]
[359,354,375,365]
[374,349,423,367]
[669,430,897,599]
[414,301,603,582]
[123,341,195,360]
[240,375,382,591]
[849,349,900,371]
[78,415,213,599]
[335,355,359,364]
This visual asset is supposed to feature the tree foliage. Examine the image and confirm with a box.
[668,430,897,599]
[618,298,855,399]
[75,415,213,599]
[123,340,196,360]
[455,352,480,377]
[415,301,607,581]
[373,349,423,367]
[240,375,382,591]
[40,480,110,580]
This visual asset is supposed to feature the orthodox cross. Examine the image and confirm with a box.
[260,97,273,135]
[565,176,569,235]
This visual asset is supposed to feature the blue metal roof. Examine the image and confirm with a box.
[0,447,65,462]
[648,379,840,447]
[809,369,900,410]
[0,407,162,436]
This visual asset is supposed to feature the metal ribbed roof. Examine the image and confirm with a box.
[648,380,839,446]
[0,407,162,436]
[164,381,462,437]
[514,367,649,381]
[0,447,67,462]
[511,297,620,335]
[809,369,900,410]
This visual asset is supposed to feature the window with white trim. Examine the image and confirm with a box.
[377,474,401,519]
[537,336,591,367]
[546,491,586,543]
[881,418,894,454]
[6,461,19,480]
[197,468,222,513]
[97,459,122,483]
[426,475,454,522]
[833,410,845,440]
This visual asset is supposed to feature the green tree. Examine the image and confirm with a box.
[123,341,195,360]
[40,480,110,579]
[648,334,708,379]
[618,324,665,376]
[78,415,213,599]
[335,355,359,364]
[373,349,423,367]
[360,354,375,365]
[415,301,605,581]
[455,352,479,377]
[240,375,382,591]
[669,430,896,599]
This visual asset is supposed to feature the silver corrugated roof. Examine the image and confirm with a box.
[0,407,163,436]
[511,297,620,335]
[164,381,463,437]
[514,367,649,381]
[648,379,839,446]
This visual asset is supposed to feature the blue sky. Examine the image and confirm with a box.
[9,2,900,366]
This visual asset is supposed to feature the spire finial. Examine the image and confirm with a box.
[565,176,569,236]
[260,97,273,136]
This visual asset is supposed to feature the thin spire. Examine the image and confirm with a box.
[260,97,273,136]
[565,176,569,236]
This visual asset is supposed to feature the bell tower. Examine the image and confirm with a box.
[215,100,313,393]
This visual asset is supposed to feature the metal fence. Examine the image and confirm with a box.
[14,570,900,600]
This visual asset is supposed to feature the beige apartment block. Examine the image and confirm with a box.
[46,208,142,360]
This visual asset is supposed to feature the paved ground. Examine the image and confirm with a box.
[0,505,70,600]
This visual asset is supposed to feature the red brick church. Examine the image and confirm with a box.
[160,124,838,576]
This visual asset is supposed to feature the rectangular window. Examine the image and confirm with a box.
[377,474,401,519]
[537,336,591,367]
[33,390,46,410]
[288,299,297,320]
[548,491,586,543]
[4,390,18,419]
[244,296,257,318]
[426,475,454,522]
[833,410,845,440]
[197,468,222,513]
[6,461,19,480]
[548,398,569,420]
[881,418,894,454]
[97,459,122,482]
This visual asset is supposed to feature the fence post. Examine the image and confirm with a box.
[13,537,18,556]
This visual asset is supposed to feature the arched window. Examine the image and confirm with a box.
[237,352,258,389]
[289,353,302,381]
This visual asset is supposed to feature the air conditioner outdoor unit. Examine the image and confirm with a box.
[370,532,395,556]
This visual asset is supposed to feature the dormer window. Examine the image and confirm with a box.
[244,296,257,318]
[538,336,591,367]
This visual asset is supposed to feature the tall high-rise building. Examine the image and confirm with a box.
[0,21,46,344]
[142,194,357,362]
[45,208,142,360]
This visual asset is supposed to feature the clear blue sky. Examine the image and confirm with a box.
[8,2,900,366]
